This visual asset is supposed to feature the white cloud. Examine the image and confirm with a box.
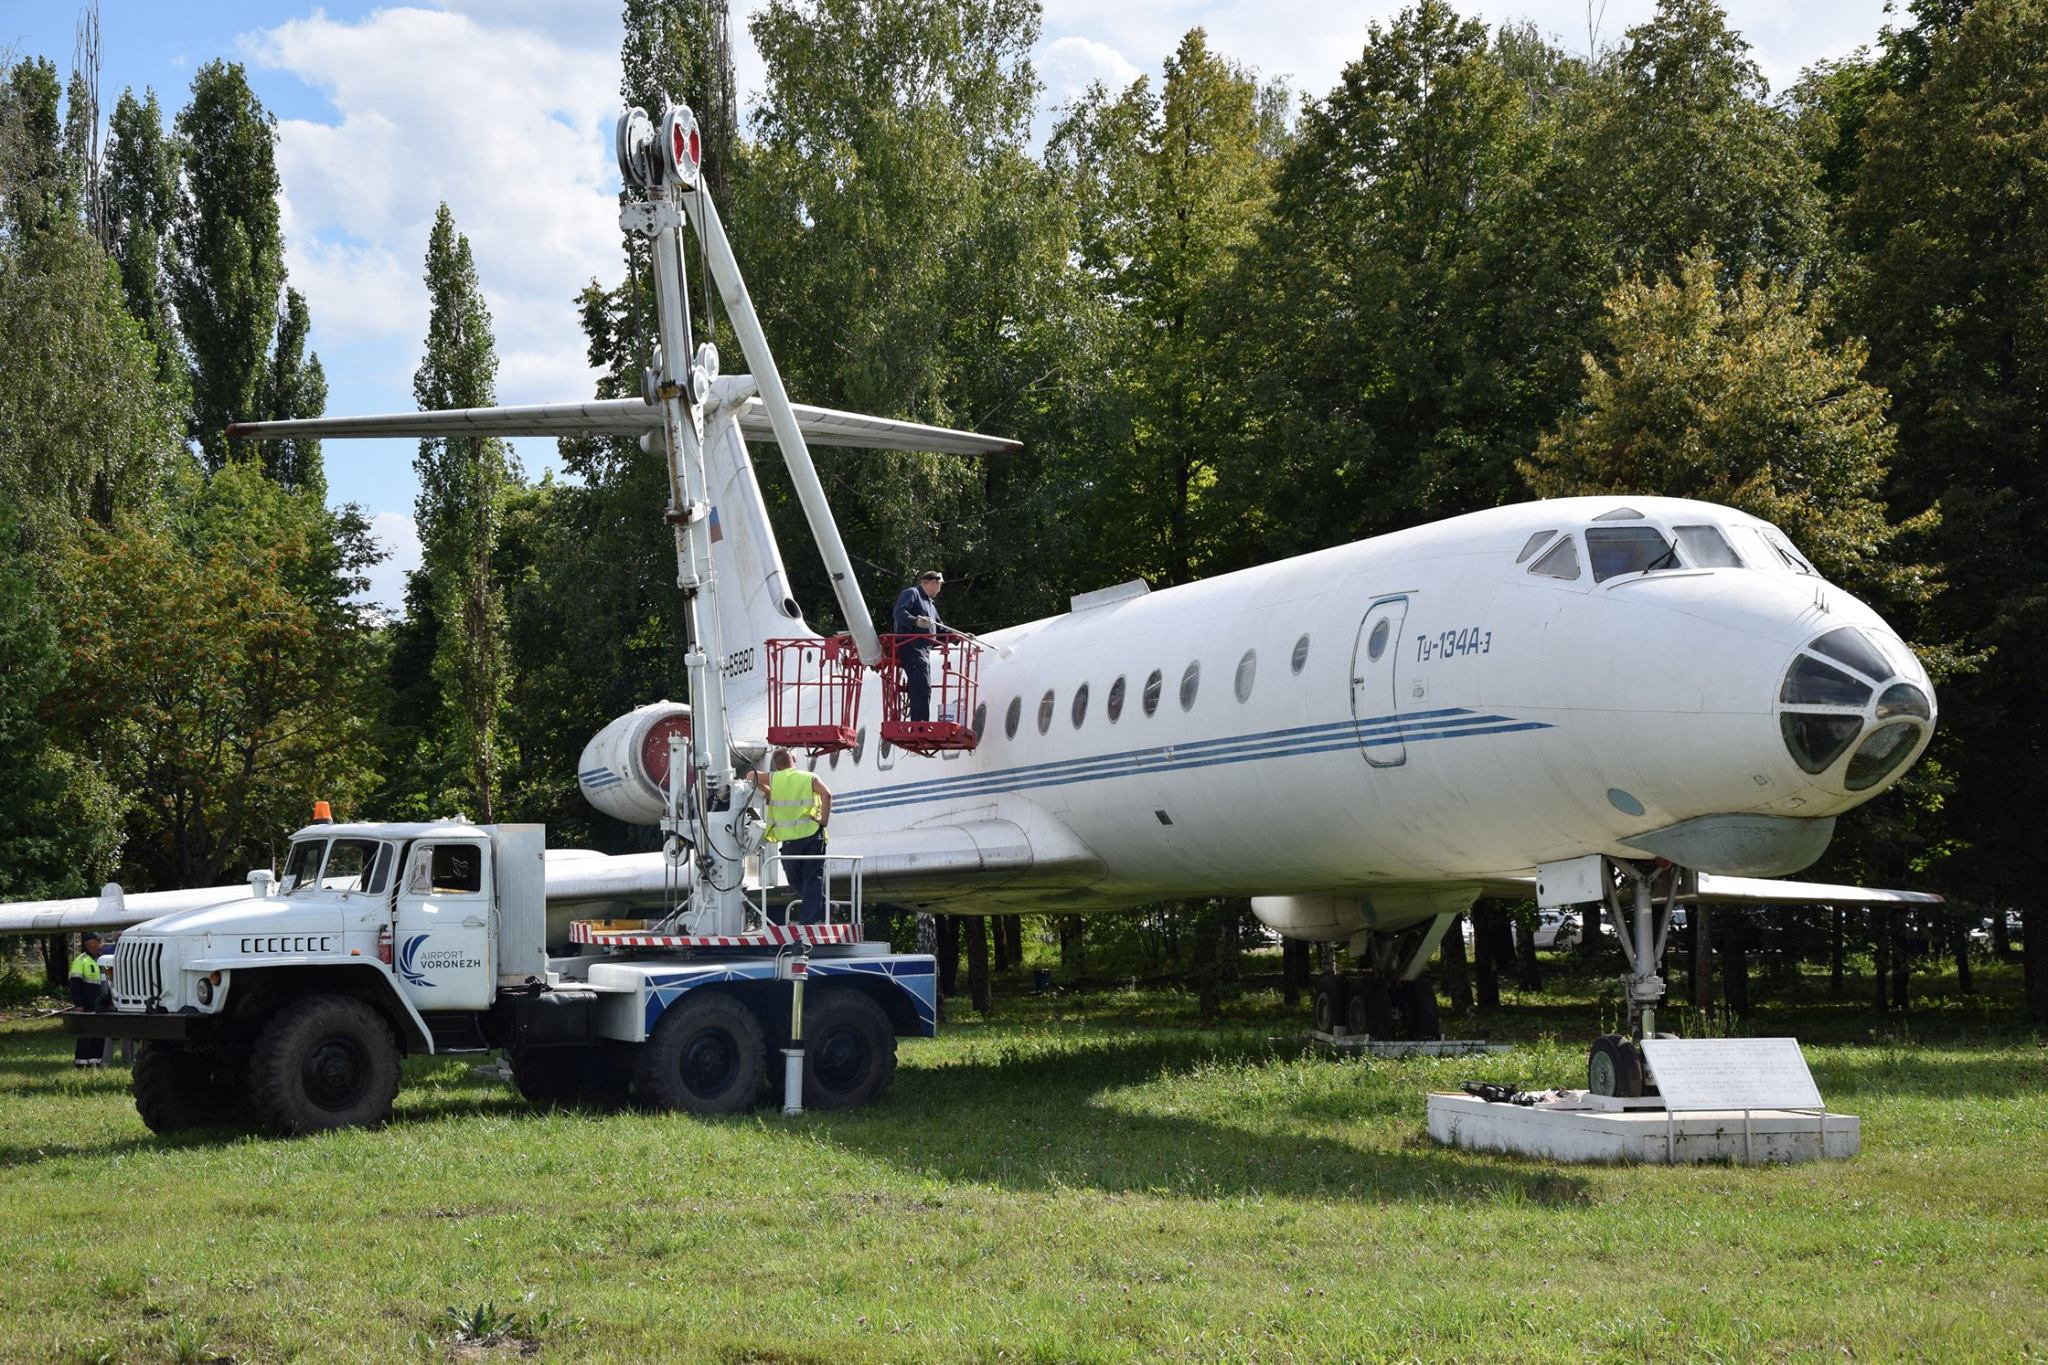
[1040,35,1144,109]
[247,7,620,421]
[358,510,423,614]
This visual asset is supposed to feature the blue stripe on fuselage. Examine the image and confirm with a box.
[832,708,1551,816]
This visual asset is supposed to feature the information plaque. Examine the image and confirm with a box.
[1639,1037,1824,1112]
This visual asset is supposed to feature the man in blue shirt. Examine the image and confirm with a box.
[892,570,946,722]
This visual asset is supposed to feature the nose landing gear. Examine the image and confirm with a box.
[1584,858,1684,1098]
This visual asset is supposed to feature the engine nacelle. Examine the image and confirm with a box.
[1251,893,1371,944]
[577,701,692,825]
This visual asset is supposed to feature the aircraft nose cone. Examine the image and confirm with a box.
[1775,624,1935,797]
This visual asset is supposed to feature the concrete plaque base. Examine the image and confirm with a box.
[1426,1091,1859,1164]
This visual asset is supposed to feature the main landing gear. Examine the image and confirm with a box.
[1310,915,1453,1043]
[1584,858,1684,1098]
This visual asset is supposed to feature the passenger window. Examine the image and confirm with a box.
[1142,669,1163,717]
[1107,675,1126,722]
[1367,619,1390,661]
[1234,650,1256,702]
[852,727,867,764]
[1530,537,1581,581]
[1071,683,1089,728]
[1037,689,1054,735]
[1673,524,1742,568]
[1004,697,1021,739]
[1585,526,1677,581]
[1516,530,1556,564]
[1291,634,1310,673]
[972,702,987,739]
[1180,661,1201,711]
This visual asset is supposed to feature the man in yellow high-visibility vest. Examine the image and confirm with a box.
[747,748,834,925]
[68,934,106,1067]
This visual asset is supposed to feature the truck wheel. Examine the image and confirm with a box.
[248,995,402,1135]
[802,989,896,1110]
[132,1043,246,1134]
[509,1045,633,1111]
[634,993,765,1114]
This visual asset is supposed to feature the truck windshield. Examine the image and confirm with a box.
[280,839,325,894]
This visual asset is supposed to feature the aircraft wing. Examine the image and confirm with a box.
[224,398,1018,455]
[0,883,262,935]
[1684,874,1943,906]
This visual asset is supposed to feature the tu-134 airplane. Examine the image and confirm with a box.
[0,104,1940,1091]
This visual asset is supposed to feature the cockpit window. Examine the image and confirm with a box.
[1763,528,1816,575]
[1529,536,1581,580]
[1516,530,1556,564]
[1810,628,1891,681]
[1672,525,1742,568]
[1780,713,1862,774]
[1592,507,1644,521]
[1780,655,1874,707]
[280,839,324,894]
[1585,526,1678,581]
[1845,721,1920,791]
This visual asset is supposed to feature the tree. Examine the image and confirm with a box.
[1522,247,1933,605]
[1838,0,2048,1016]
[0,510,123,902]
[105,86,187,393]
[1218,3,1570,559]
[1049,28,1286,586]
[49,463,381,890]
[0,212,185,543]
[413,204,513,822]
[0,56,71,237]
[257,287,327,497]
[171,60,285,468]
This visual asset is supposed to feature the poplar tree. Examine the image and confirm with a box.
[106,86,187,393]
[171,60,285,467]
[413,203,513,823]
[257,287,328,498]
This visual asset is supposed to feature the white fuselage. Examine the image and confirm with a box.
[756,495,1932,920]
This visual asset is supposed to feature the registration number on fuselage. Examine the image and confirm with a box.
[1416,628,1492,662]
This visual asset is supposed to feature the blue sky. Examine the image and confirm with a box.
[2,0,1894,611]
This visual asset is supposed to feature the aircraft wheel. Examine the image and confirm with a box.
[1395,979,1441,1041]
[132,1043,247,1134]
[1588,1034,1644,1098]
[1311,976,1344,1033]
[1346,978,1393,1039]
[634,992,766,1115]
[802,989,896,1110]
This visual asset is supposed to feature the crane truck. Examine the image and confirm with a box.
[61,100,964,1135]
[69,815,935,1135]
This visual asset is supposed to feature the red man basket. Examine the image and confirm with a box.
[765,634,864,753]
[880,633,982,754]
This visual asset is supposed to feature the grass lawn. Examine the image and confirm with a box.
[1,959,2044,1363]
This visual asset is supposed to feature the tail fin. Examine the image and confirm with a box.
[701,403,812,716]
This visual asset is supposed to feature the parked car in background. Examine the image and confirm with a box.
[1535,909,1581,950]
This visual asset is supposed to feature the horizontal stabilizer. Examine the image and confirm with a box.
[1686,874,1943,906]
[226,397,1018,455]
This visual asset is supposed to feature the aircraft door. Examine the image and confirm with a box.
[1350,597,1408,767]
[393,840,496,1011]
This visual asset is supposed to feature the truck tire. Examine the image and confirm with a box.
[248,994,403,1135]
[634,993,765,1114]
[132,1043,246,1134]
[802,989,896,1110]
[509,1044,633,1111]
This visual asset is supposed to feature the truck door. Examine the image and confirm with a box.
[1350,596,1409,768]
[393,840,496,1011]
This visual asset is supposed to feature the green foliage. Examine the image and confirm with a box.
[48,464,381,889]
[410,204,514,823]
[171,60,285,467]
[104,86,188,398]
[0,212,186,545]
[254,287,326,497]
[1522,246,1934,605]
[1050,28,1287,585]
[0,57,72,236]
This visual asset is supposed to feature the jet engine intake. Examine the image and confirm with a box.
[578,701,693,825]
